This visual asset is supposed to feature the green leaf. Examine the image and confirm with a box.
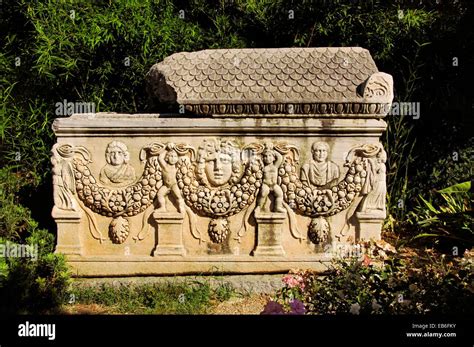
[437,181,471,194]
[419,195,438,214]
[412,233,442,240]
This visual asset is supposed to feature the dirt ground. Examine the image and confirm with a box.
[62,303,113,315]
[208,294,269,314]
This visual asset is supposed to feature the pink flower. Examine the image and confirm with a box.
[362,254,372,267]
[282,274,305,290]
[283,275,298,288]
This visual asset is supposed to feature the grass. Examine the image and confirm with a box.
[65,279,238,314]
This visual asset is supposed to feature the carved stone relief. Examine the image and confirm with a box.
[257,143,286,213]
[147,48,393,116]
[54,143,163,243]
[154,143,194,213]
[51,143,87,212]
[279,141,387,245]
[52,140,387,249]
[177,139,262,243]
[99,141,136,186]
[52,47,393,275]
[354,144,387,216]
[359,72,394,103]
[300,141,340,188]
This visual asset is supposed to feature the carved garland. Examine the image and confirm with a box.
[176,145,263,243]
[71,144,164,243]
[279,143,383,244]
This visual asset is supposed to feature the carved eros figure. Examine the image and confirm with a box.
[257,143,285,213]
[156,145,185,213]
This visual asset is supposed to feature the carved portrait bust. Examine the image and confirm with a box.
[300,141,340,188]
[196,139,241,187]
[99,141,136,186]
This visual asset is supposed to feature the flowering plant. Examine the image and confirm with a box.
[261,270,310,315]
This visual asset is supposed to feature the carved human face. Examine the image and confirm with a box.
[263,151,275,165]
[205,152,232,186]
[108,147,126,166]
[312,144,328,163]
[165,150,178,165]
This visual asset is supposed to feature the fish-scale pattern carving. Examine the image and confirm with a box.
[149,47,379,105]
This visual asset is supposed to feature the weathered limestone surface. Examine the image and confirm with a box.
[52,48,393,276]
[74,274,286,294]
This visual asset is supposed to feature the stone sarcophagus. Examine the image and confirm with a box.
[52,48,393,276]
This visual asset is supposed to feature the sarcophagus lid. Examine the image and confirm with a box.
[147,47,393,116]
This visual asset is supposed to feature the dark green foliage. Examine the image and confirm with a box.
[407,182,474,252]
[0,167,71,314]
[0,167,38,241]
[414,138,474,194]
[0,229,71,314]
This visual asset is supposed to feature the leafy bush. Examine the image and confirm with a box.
[0,167,38,241]
[264,247,474,315]
[413,139,474,196]
[407,181,473,251]
[1,166,70,314]
[0,229,71,314]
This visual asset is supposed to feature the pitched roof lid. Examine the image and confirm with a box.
[147,48,393,116]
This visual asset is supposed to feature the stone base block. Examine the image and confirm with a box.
[356,211,385,241]
[65,255,331,276]
[53,207,83,256]
[252,211,286,257]
[152,211,186,256]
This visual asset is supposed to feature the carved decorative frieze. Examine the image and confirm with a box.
[53,139,387,248]
[182,103,391,115]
